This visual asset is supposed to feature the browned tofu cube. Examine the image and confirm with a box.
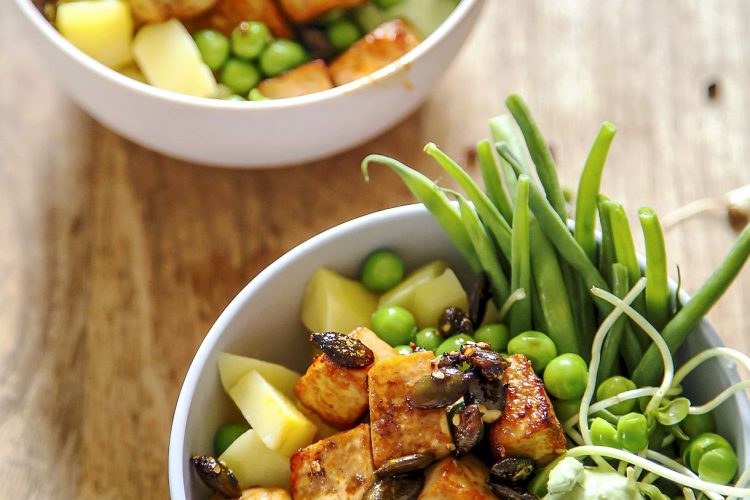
[419,456,496,500]
[488,354,567,465]
[257,60,333,99]
[290,423,375,499]
[295,328,397,428]
[277,0,367,23]
[202,0,292,37]
[368,351,453,468]
[329,19,421,86]
[238,487,291,500]
[130,0,218,23]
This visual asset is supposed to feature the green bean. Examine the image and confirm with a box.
[477,139,513,223]
[505,94,568,219]
[362,155,481,273]
[639,207,670,330]
[424,143,512,257]
[509,175,532,335]
[574,122,617,262]
[599,263,642,380]
[633,225,750,386]
[566,269,596,360]
[489,114,528,171]
[455,194,511,306]
[597,196,616,286]
[497,143,610,298]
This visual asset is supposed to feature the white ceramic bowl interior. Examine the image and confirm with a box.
[169,204,750,498]
[14,0,484,168]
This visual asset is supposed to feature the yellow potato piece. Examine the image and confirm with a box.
[301,268,378,333]
[132,19,217,97]
[378,260,447,311]
[218,353,300,400]
[56,0,134,69]
[229,371,317,457]
[411,268,469,328]
[219,429,291,489]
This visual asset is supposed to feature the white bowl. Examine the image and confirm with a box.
[169,204,750,498]
[14,0,484,168]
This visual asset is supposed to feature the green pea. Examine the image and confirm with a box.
[259,39,308,77]
[231,21,271,60]
[415,327,443,352]
[473,324,509,352]
[326,18,361,52]
[393,344,413,356]
[617,412,649,453]
[360,249,404,292]
[590,417,620,448]
[508,330,557,372]
[194,29,230,70]
[552,398,581,422]
[697,446,738,485]
[214,423,248,456]
[596,376,637,415]
[435,333,474,356]
[248,88,267,101]
[223,94,246,101]
[680,413,716,439]
[371,306,417,346]
[220,59,261,94]
[684,433,733,471]
[543,353,588,400]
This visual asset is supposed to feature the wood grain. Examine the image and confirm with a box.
[2,0,750,498]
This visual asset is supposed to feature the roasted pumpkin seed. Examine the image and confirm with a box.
[489,457,536,484]
[375,453,434,477]
[310,331,375,368]
[190,455,242,498]
[364,474,424,500]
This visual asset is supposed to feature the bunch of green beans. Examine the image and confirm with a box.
[362,93,750,384]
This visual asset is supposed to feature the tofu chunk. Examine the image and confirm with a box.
[290,423,375,499]
[488,354,567,465]
[257,60,333,99]
[368,351,453,468]
[239,488,291,500]
[295,328,397,428]
[419,456,496,500]
[277,0,367,23]
[329,19,421,86]
[203,0,292,37]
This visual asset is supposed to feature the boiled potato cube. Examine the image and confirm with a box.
[218,352,300,400]
[368,351,453,467]
[132,19,217,97]
[329,19,421,86]
[290,424,375,499]
[488,354,567,465]
[378,260,447,311]
[419,456,495,500]
[412,268,469,328]
[56,0,133,69]
[301,268,378,333]
[257,60,333,99]
[204,0,293,38]
[219,429,291,489]
[277,0,367,23]
[229,371,317,456]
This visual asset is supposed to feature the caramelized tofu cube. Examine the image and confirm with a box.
[329,19,421,86]
[238,488,291,500]
[488,354,567,465]
[368,351,453,468]
[203,0,292,37]
[419,456,496,500]
[277,0,367,23]
[295,328,397,428]
[257,60,333,99]
[290,423,375,499]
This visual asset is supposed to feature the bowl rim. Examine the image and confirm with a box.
[15,0,481,110]
[168,203,750,498]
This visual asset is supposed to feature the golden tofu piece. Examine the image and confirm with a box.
[277,0,367,23]
[295,328,397,428]
[329,19,421,86]
[488,354,567,465]
[130,0,218,23]
[290,423,375,499]
[202,0,292,37]
[368,351,453,468]
[238,488,291,500]
[419,456,496,500]
[258,60,333,99]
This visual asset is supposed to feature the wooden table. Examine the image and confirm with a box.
[3,0,750,497]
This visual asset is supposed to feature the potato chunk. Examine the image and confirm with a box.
[368,351,453,468]
[378,260,448,311]
[329,19,421,86]
[219,429,291,489]
[411,268,469,328]
[419,456,495,500]
[301,268,378,334]
[202,0,292,37]
[488,354,567,465]
[290,423,375,499]
[257,60,333,99]
[277,0,367,23]
[217,352,300,400]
